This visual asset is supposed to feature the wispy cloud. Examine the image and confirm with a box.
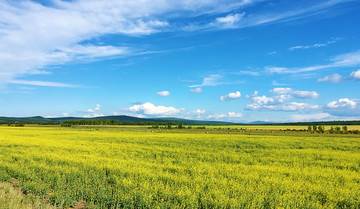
[207,112,242,119]
[190,74,223,88]
[0,0,254,85]
[317,74,343,83]
[8,80,77,87]
[213,13,246,28]
[266,50,360,74]
[185,0,350,31]
[289,37,341,51]
[291,113,331,121]
[233,71,260,76]
[190,88,202,93]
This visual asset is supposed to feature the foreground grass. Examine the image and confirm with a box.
[0,126,359,208]
[0,181,56,209]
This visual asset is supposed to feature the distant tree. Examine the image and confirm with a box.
[313,125,317,132]
[308,126,312,132]
[342,126,348,133]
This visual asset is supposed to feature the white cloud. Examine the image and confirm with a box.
[317,69,360,83]
[83,113,105,118]
[245,91,258,98]
[291,90,319,99]
[215,13,245,27]
[207,112,242,119]
[81,104,103,117]
[89,104,101,112]
[190,88,202,93]
[128,102,184,116]
[269,88,292,94]
[291,113,331,121]
[193,109,206,114]
[326,98,357,109]
[266,50,360,74]
[185,0,349,32]
[228,112,242,118]
[246,91,320,111]
[190,74,223,88]
[234,71,260,76]
[63,113,69,117]
[272,80,290,86]
[265,67,288,73]
[8,80,77,87]
[325,98,360,116]
[220,91,241,101]
[317,74,343,83]
[349,69,360,80]
[289,38,340,51]
[268,51,276,55]
[157,91,170,97]
[246,101,320,111]
[0,0,256,86]
[269,88,319,99]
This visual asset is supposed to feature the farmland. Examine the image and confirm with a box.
[0,126,360,208]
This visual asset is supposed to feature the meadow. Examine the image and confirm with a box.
[0,126,359,208]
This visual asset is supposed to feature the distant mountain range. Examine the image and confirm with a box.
[0,115,235,125]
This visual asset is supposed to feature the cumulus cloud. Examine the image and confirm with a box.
[220,91,241,101]
[269,88,319,99]
[190,88,202,93]
[157,91,170,97]
[325,98,360,116]
[349,69,360,80]
[246,91,320,112]
[128,102,184,116]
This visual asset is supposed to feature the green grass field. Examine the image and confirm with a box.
[0,126,359,208]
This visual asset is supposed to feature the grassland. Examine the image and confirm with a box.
[0,126,360,208]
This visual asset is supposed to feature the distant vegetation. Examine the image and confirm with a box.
[1,116,360,126]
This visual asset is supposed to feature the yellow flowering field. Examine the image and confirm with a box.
[0,126,359,208]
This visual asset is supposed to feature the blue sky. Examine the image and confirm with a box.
[0,0,360,122]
